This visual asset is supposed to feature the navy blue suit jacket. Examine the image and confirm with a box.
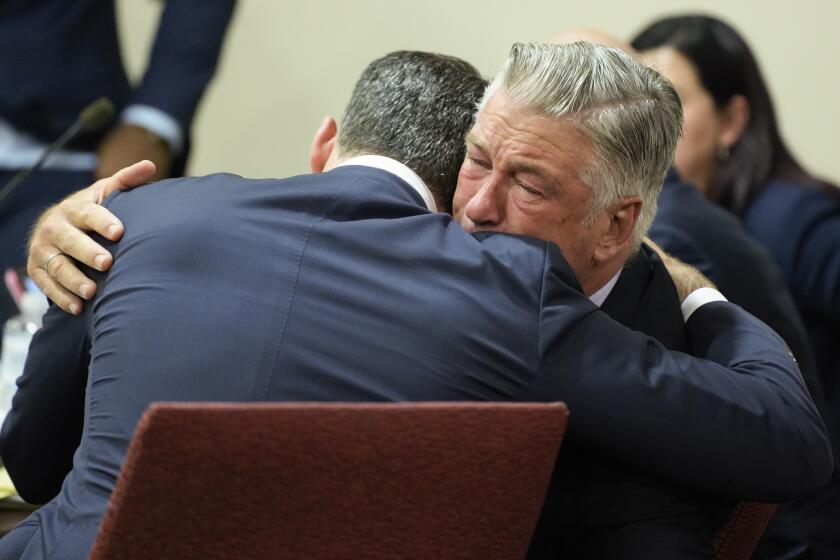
[0,167,832,559]
[0,0,235,148]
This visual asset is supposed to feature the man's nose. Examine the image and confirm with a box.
[464,177,504,228]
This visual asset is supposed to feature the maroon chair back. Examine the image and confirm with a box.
[712,501,777,560]
[90,402,568,560]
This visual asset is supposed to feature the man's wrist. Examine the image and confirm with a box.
[120,105,183,155]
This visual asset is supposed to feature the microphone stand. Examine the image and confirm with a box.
[0,97,114,208]
[0,120,85,207]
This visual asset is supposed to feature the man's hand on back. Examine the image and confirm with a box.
[27,160,157,314]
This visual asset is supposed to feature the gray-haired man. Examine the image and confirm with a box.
[13,45,833,559]
[455,41,735,557]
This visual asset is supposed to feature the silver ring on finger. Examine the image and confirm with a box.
[44,252,65,276]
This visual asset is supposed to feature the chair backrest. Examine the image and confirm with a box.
[712,501,778,560]
[90,401,568,560]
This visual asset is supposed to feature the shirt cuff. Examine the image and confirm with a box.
[120,105,184,155]
[681,287,727,322]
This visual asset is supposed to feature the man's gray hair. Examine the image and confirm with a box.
[339,51,487,212]
[481,42,683,244]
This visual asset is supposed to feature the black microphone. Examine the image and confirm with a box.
[0,97,115,207]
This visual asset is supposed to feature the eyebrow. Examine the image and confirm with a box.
[508,161,547,177]
[465,133,487,153]
[465,133,555,190]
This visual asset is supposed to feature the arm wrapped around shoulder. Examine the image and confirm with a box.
[533,275,833,502]
[684,301,833,495]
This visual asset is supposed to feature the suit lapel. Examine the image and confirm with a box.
[602,244,688,352]
[601,250,650,326]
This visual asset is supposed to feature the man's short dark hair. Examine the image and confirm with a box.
[339,51,487,212]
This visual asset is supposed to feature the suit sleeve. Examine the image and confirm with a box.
[129,0,237,132]
[532,246,833,502]
[0,304,90,504]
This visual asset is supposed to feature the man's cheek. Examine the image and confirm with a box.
[451,197,464,219]
[451,180,472,216]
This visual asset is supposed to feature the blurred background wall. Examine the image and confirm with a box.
[116,0,840,182]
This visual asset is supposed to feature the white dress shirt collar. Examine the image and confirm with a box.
[336,155,438,212]
[588,270,622,307]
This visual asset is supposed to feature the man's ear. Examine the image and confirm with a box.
[593,197,642,262]
[309,116,338,173]
[719,94,750,151]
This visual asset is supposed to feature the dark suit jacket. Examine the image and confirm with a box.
[530,245,731,559]
[0,166,831,559]
[0,0,235,149]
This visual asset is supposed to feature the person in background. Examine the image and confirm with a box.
[0,0,237,324]
[632,14,840,560]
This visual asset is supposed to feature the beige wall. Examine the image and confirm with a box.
[117,0,840,183]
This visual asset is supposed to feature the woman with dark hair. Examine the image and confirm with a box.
[632,14,840,560]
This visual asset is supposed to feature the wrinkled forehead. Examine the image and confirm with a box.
[469,94,593,171]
